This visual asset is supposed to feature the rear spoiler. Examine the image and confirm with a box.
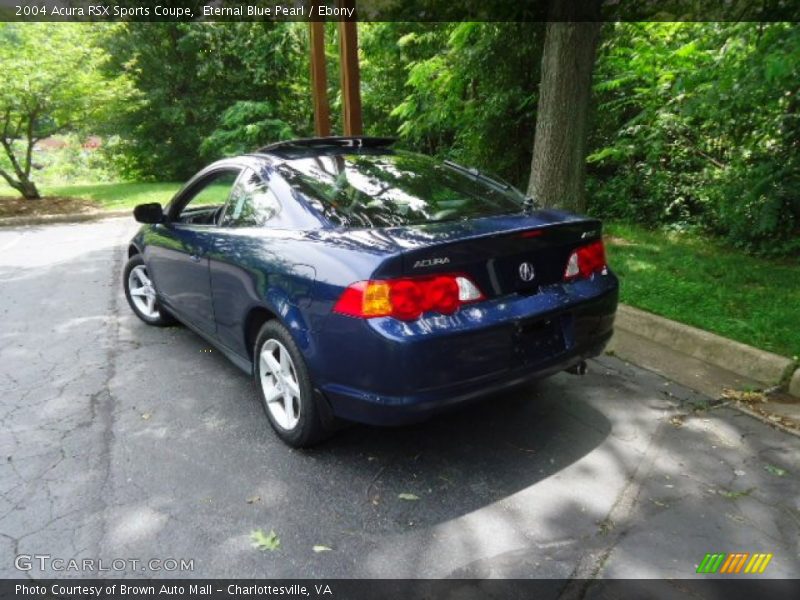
[256,136,396,157]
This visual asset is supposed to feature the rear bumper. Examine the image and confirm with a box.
[321,330,612,425]
[312,274,618,426]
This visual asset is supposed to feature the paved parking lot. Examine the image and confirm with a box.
[1,218,798,579]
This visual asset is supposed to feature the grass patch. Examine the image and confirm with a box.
[0,181,181,211]
[605,222,800,359]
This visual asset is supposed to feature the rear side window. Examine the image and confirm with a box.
[222,168,282,227]
[277,151,523,228]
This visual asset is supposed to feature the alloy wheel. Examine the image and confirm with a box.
[128,265,160,319]
[259,339,302,430]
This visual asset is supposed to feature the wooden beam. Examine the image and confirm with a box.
[309,20,331,137]
[337,1,362,136]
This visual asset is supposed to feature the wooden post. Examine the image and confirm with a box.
[337,0,362,136]
[309,20,331,137]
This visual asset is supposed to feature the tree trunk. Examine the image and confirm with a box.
[0,135,42,200]
[527,19,602,213]
[0,170,42,200]
[19,178,41,200]
[0,171,41,200]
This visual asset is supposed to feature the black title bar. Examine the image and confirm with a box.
[2,0,800,22]
[3,579,800,600]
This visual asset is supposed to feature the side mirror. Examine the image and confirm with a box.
[133,203,165,224]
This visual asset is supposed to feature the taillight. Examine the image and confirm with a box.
[564,240,607,281]
[333,274,484,321]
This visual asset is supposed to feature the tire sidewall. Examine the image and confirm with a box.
[254,321,322,447]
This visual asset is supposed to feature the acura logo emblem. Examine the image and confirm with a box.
[519,262,535,282]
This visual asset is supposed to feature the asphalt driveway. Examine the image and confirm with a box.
[0,218,798,579]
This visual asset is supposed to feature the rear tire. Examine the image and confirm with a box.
[254,320,330,448]
[123,255,175,326]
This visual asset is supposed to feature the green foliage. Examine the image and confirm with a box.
[589,23,800,256]
[0,23,123,197]
[12,20,796,258]
[249,528,280,552]
[200,101,295,157]
[105,21,543,189]
[101,22,312,181]
[359,23,442,139]
[363,22,544,188]
[27,135,115,185]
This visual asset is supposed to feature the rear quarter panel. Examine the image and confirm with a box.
[203,228,394,361]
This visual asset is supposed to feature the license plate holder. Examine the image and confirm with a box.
[514,317,566,365]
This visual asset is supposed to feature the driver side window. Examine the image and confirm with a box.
[176,170,240,225]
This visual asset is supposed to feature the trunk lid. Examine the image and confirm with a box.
[374,210,602,298]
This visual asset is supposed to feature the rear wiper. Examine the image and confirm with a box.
[443,160,510,192]
[523,196,540,213]
[443,159,540,213]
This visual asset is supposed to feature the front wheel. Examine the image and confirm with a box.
[123,255,174,326]
[254,320,330,448]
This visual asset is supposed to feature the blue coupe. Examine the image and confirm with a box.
[124,137,618,447]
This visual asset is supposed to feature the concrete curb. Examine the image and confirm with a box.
[790,369,800,398]
[607,306,800,434]
[0,210,131,227]
[614,305,797,391]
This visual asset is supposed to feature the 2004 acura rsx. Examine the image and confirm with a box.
[123,137,618,447]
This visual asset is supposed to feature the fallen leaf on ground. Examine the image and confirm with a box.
[764,464,787,477]
[398,493,420,501]
[0,196,98,218]
[596,518,614,535]
[141,412,152,420]
[313,545,332,553]
[669,415,686,428]
[725,513,746,524]
[721,388,767,403]
[719,487,755,499]
[246,495,261,504]
[250,529,280,551]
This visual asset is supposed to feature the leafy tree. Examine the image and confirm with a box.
[0,23,118,199]
[360,23,450,143]
[102,22,311,181]
[88,19,799,257]
[371,22,544,188]
[200,101,294,157]
[588,22,800,255]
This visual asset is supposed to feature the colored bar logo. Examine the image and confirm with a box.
[697,552,773,574]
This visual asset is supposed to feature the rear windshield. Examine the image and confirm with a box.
[276,151,523,228]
